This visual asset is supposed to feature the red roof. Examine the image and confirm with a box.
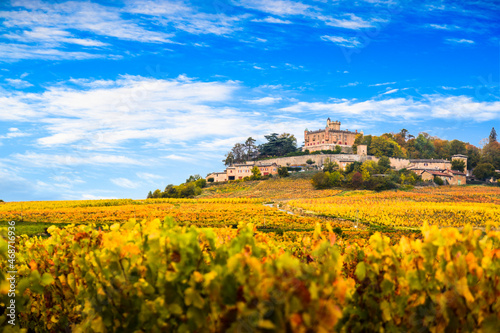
[425,170,452,177]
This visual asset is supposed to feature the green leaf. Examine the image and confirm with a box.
[41,272,55,287]
[355,262,366,281]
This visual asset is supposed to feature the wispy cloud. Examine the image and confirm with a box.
[321,35,361,48]
[279,95,500,122]
[247,96,282,105]
[251,16,292,24]
[369,81,396,87]
[12,152,146,167]
[235,0,312,16]
[111,177,140,189]
[445,38,475,44]
[5,78,33,88]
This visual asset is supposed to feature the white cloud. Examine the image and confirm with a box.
[137,172,164,181]
[5,78,33,88]
[163,154,195,162]
[12,152,146,167]
[247,97,282,105]
[369,81,396,87]
[3,27,108,47]
[0,128,31,139]
[236,0,312,16]
[251,16,292,24]
[0,43,107,62]
[445,38,475,44]
[319,14,376,29]
[321,35,361,48]
[1,1,175,44]
[381,88,399,95]
[125,0,245,36]
[111,177,140,189]
[279,95,500,122]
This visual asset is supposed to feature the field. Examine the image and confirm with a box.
[1,182,499,332]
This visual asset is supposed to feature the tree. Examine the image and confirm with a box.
[369,135,405,158]
[451,160,466,172]
[350,171,363,188]
[311,172,331,189]
[490,127,497,143]
[323,159,339,173]
[243,137,258,161]
[334,145,342,154]
[414,133,435,159]
[328,171,343,187]
[147,191,153,199]
[258,133,297,157]
[306,159,315,165]
[278,166,289,178]
[377,156,391,173]
[223,152,235,166]
[434,176,444,186]
[482,141,500,170]
[466,145,481,170]
[449,139,467,156]
[152,189,162,198]
[207,177,214,183]
[186,174,202,183]
[473,163,496,180]
[251,166,261,180]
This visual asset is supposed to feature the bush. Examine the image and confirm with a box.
[207,177,214,183]
[434,176,444,186]
[311,172,332,189]
[278,166,290,178]
[350,172,363,189]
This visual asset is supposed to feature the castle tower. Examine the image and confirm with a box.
[327,118,341,131]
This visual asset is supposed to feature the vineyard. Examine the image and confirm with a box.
[1,185,499,332]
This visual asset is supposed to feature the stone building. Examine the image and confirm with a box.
[303,118,359,152]
[206,162,279,182]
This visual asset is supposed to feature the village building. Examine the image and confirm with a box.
[303,118,360,152]
[206,162,279,182]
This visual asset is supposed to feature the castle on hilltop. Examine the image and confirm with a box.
[303,118,361,152]
[206,118,468,185]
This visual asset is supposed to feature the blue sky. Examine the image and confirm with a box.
[0,0,499,201]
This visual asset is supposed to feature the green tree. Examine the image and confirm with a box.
[258,133,297,157]
[328,171,343,187]
[243,137,258,161]
[434,176,444,186]
[449,139,467,156]
[147,191,153,199]
[306,159,315,165]
[251,166,261,180]
[311,172,331,189]
[323,159,339,173]
[414,133,435,159]
[278,166,289,178]
[186,174,202,183]
[377,156,391,173]
[334,145,342,154]
[489,127,497,143]
[481,141,500,170]
[451,160,466,172]
[369,135,405,158]
[473,163,496,180]
[152,189,162,198]
[466,145,481,170]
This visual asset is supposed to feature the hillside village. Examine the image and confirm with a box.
[207,118,476,186]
